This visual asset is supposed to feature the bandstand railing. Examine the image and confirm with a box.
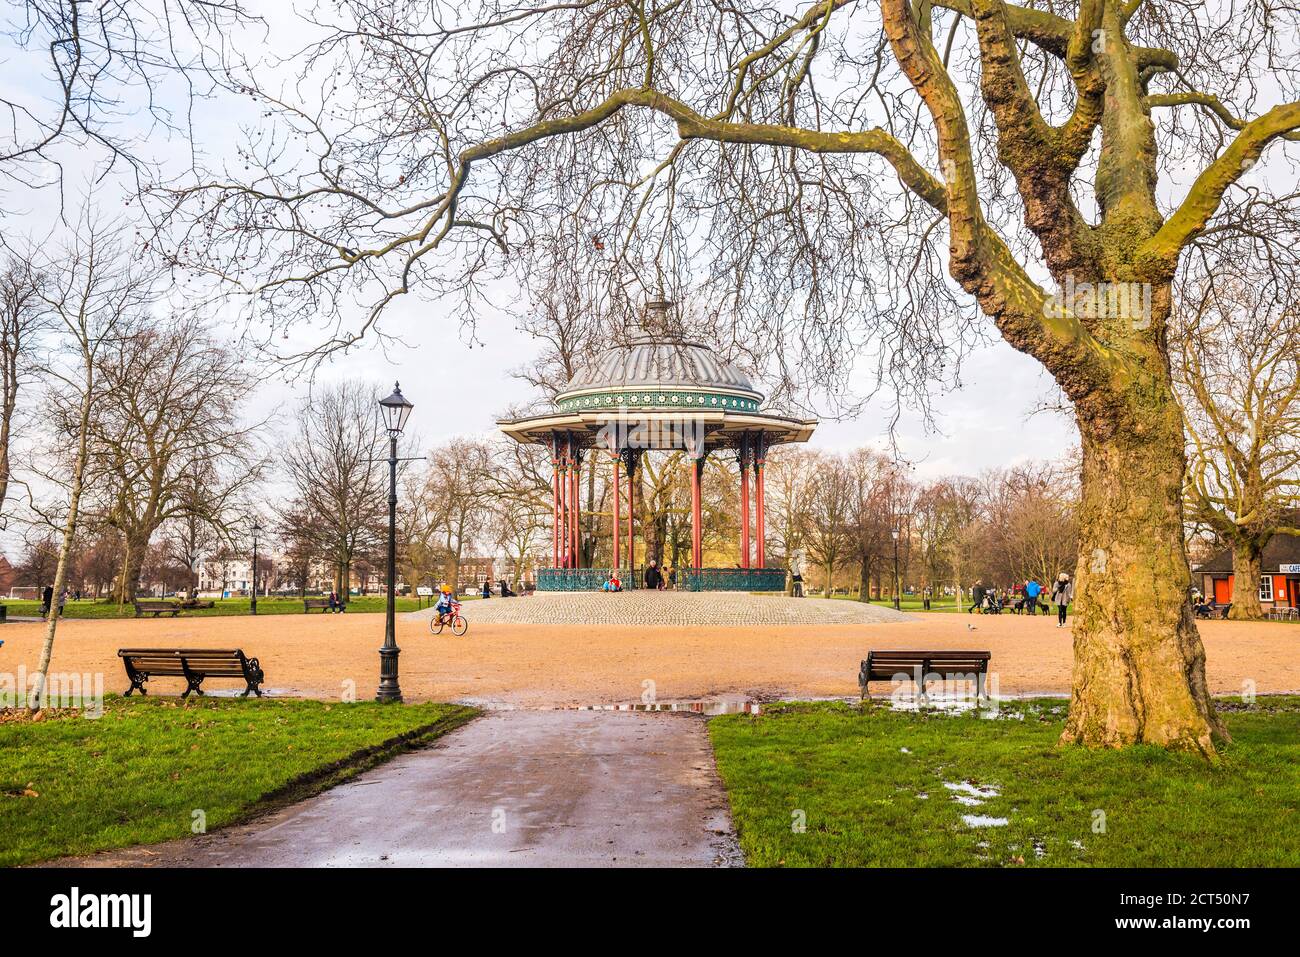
[536,567,786,592]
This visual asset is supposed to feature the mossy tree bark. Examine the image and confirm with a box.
[1227,544,1265,620]
[1065,352,1225,754]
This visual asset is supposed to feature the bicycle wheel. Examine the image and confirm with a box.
[430,616,445,635]
[451,615,468,636]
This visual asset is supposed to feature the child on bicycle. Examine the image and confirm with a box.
[435,585,456,625]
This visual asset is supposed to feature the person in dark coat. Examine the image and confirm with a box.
[40,585,54,619]
[481,580,491,599]
[644,561,662,590]
[968,580,986,614]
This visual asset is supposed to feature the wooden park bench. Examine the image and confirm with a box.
[859,649,991,702]
[118,648,265,698]
[303,597,346,613]
[132,599,181,618]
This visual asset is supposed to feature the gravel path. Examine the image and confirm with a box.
[410,591,916,626]
[3,611,1294,708]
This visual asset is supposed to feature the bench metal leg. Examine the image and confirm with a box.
[180,663,205,699]
[975,672,986,706]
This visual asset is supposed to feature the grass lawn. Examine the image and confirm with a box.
[0,696,476,866]
[710,696,1300,867]
[1,595,429,618]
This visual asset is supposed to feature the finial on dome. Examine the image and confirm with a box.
[643,298,673,337]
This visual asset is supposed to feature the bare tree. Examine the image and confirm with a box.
[416,439,495,592]
[1175,272,1300,619]
[1,2,259,191]
[802,453,854,594]
[81,313,262,601]
[763,446,817,590]
[843,449,897,601]
[27,216,144,708]
[282,380,388,595]
[0,251,47,524]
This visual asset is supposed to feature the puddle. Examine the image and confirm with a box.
[574,697,761,716]
[962,815,1009,828]
[943,781,1000,799]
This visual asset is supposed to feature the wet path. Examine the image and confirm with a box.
[84,711,742,867]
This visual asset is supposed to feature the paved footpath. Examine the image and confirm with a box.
[70,711,742,868]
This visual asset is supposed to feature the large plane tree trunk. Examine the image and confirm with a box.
[1228,543,1265,620]
[1061,359,1225,756]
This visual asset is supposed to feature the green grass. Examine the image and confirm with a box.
[1,596,428,618]
[0,696,476,866]
[710,697,1300,867]
[815,593,967,612]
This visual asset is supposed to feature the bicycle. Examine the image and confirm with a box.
[430,600,468,636]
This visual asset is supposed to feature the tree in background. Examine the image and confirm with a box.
[843,449,895,601]
[0,253,47,528]
[1175,273,1300,619]
[282,381,387,595]
[763,447,817,590]
[83,314,262,601]
[28,216,144,708]
[415,439,494,593]
[803,453,854,594]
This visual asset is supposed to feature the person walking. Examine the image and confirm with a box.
[644,561,662,591]
[791,569,804,598]
[40,584,54,619]
[969,579,986,614]
[1024,577,1042,615]
[481,579,491,600]
[1051,573,1073,626]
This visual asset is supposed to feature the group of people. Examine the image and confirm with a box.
[970,574,1074,625]
[38,585,70,619]
[599,560,679,592]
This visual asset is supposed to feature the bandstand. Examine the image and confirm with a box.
[498,301,818,591]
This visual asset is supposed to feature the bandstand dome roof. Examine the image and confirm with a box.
[555,333,763,410]
[554,300,764,414]
[498,300,817,448]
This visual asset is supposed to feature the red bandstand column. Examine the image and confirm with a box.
[551,436,560,568]
[755,441,766,568]
[691,455,703,569]
[739,436,751,569]
[626,460,636,579]
[570,442,580,568]
[612,454,621,570]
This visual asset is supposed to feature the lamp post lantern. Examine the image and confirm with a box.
[891,527,901,610]
[250,519,262,615]
[376,382,413,703]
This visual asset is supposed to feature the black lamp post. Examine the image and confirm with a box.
[250,519,261,615]
[376,382,413,703]
[891,527,901,610]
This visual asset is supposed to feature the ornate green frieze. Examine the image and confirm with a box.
[555,390,761,414]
